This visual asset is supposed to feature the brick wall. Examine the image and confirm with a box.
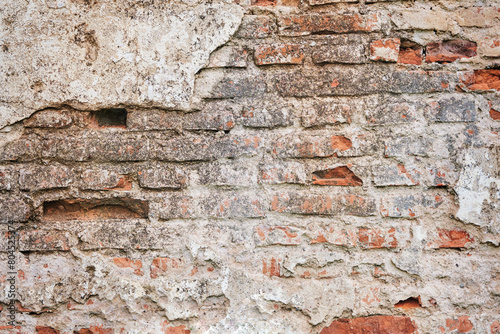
[0,0,499,333]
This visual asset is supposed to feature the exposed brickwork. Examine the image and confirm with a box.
[1,0,499,332]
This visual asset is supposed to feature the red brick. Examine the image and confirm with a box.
[255,225,303,246]
[163,325,190,334]
[263,257,282,277]
[307,225,357,247]
[278,13,381,36]
[370,38,400,62]
[312,166,363,186]
[426,40,477,63]
[398,42,423,65]
[445,316,474,333]
[320,315,417,334]
[42,198,149,221]
[36,326,60,334]
[460,69,500,91]
[271,192,376,216]
[74,326,114,334]
[394,297,422,309]
[254,44,304,65]
[113,258,144,276]
[491,108,500,120]
[435,229,474,248]
[358,228,406,249]
[491,321,500,334]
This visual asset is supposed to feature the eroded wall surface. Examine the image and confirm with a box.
[0,0,499,333]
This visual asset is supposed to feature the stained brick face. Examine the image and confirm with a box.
[1,0,498,332]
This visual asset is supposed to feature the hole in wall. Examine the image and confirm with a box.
[90,108,127,128]
[43,198,148,221]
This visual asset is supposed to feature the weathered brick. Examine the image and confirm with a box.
[153,135,261,161]
[0,195,30,222]
[0,136,39,162]
[159,191,266,219]
[370,38,400,62]
[427,229,474,249]
[425,95,477,123]
[73,326,114,334]
[206,46,248,68]
[398,41,424,65]
[276,67,455,97]
[456,7,500,28]
[312,44,366,64]
[200,191,267,218]
[364,99,418,126]
[19,164,74,191]
[479,36,500,58]
[80,170,131,190]
[183,108,236,131]
[77,222,177,250]
[392,9,450,31]
[271,192,376,216]
[43,198,149,221]
[241,103,292,128]
[358,228,409,249]
[197,75,267,99]
[42,134,150,162]
[372,164,421,186]
[442,316,474,333]
[19,230,77,251]
[385,136,430,157]
[460,69,500,92]
[320,315,416,334]
[138,167,188,189]
[306,225,357,247]
[0,167,15,190]
[254,44,304,66]
[301,101,351,127]
[198,161,258,186]
[380,194,447,218]
[24,109,72,128]
[426,164,458,187]
[158,195,194,220]
[236,15,277,39]
[259,161,308,184]
[273,134,352,158]
[312,166,363,186]
[426,40,477,63]
[126,109,182,131]
[278,13,382,36]
[254,225,303,246]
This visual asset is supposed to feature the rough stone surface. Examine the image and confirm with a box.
[0,0,499,332]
